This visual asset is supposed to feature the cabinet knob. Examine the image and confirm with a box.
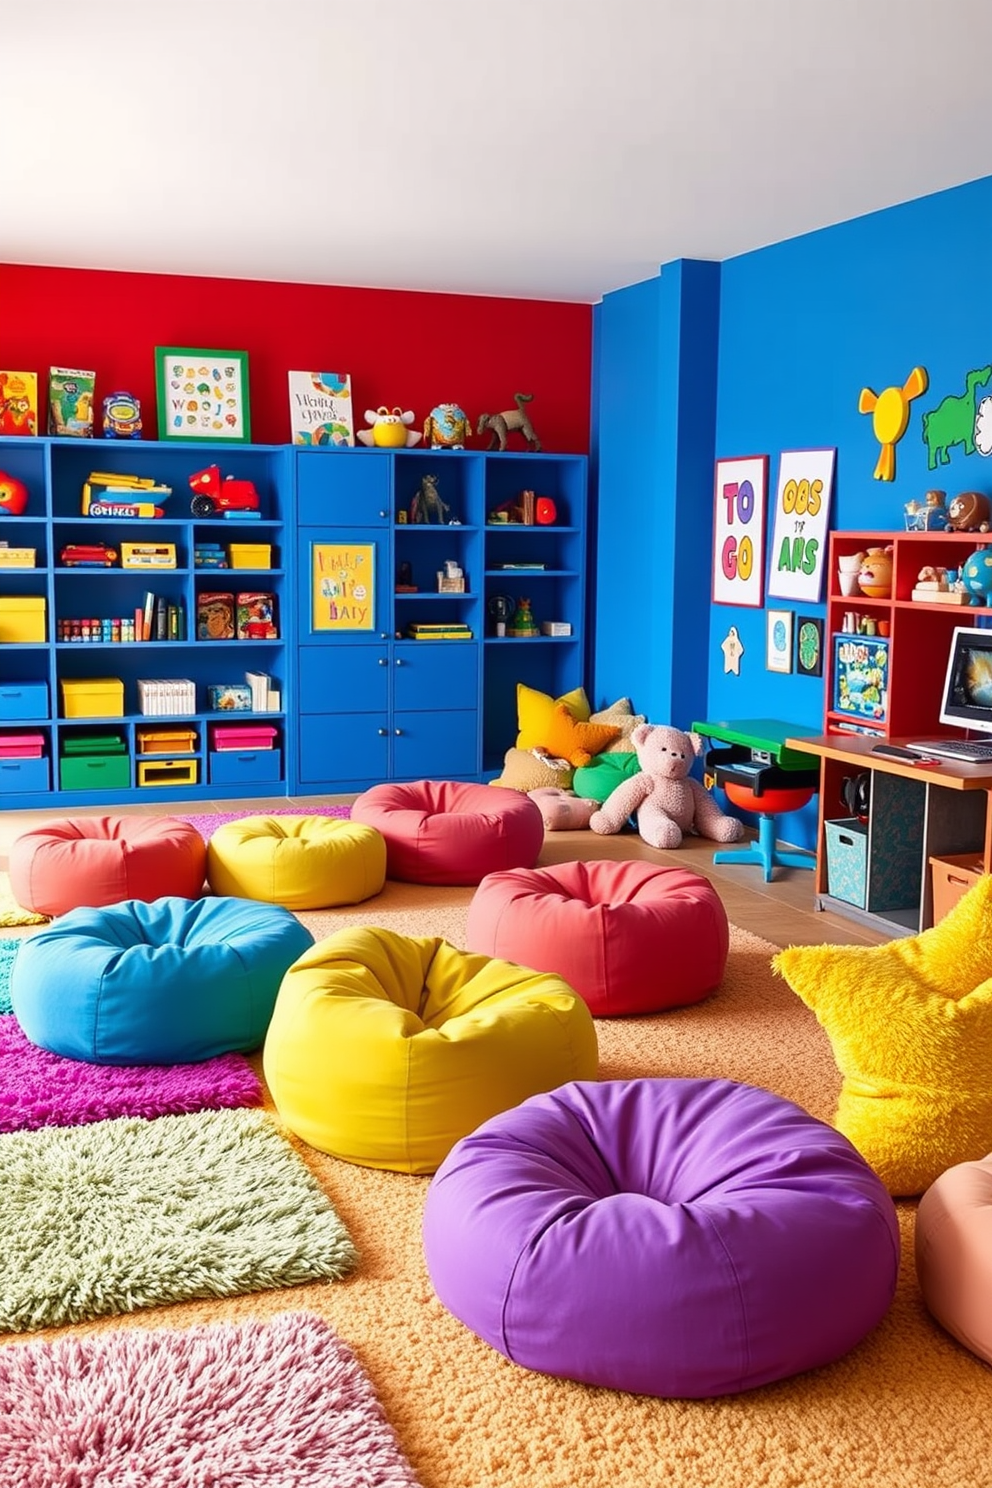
[378,657,388,666]
[395,657,404,666]
[379,510,388,519]
[394,728,402,736]
[378,728,388,736]
[380,631,390,640]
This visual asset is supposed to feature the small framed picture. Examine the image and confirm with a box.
[155,347,250,442]
[766,608,793,673]
[795,615,824,677]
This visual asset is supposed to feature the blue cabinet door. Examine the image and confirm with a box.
[298,711,389,787]
[298,644,390,713]
[392,641,480,711]
[393,709,480,779]
[298,527,389,642]
[296,452,391,526]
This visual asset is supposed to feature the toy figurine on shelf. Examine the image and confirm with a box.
[188,464,260,517]
[423,402,470,450]
[102,391,143,439]
[946,490,992,533]
[487,594,514,637]
[507,596,540,637]
[356,406,422,448]
[903,489,948,532]
[409,473,450,524]
[476,392,541,452]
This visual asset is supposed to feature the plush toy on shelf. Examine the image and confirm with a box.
[356,406,422,448]
[589,723,745,851]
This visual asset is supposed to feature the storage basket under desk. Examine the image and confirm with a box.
[823,769,925,914]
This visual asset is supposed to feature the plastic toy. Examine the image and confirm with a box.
[507,597,539,637]
[423,403,470,450]
[904,489,948,532]
[526,786,598,831]
[476,393,541,452]
[356,406,422,448]
[857,546,894,598]
[960,549,992,606]
[589,723,745,851]
[102,391,143,439]
[857,367,928,481]
[82,472,172,519]
[0,471,29,515]
[188,464,261,517]
[410,473,450,524]
[946,490,991,533]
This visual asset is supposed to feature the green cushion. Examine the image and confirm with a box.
[572,752,641,803]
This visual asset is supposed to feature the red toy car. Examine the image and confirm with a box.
[188,464,261,518]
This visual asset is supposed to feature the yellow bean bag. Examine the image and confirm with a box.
[206,815,386,910]
[263,926,599,1174]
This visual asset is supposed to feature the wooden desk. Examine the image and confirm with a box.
[786,734,992,936]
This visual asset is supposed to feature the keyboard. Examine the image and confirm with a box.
[906,739,992,762]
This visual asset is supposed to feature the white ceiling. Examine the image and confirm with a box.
[4,0,990,304]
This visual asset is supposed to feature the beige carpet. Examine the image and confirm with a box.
[4,880,992,1487]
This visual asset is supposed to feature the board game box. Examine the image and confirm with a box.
[832,634,889,723]
[197,591,236,640]
[236,591,278,640]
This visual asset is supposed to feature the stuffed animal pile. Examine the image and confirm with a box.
[589,723,744,851]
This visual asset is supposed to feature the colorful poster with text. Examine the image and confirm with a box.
[311,541,375,631]
[712,455,768,607]
[767,449,836,603]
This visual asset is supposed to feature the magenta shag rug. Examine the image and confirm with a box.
[176,804,351,841]
[0,1014,260,1132]
[0,1311,422,1487]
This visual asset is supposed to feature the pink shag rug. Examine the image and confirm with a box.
[0,1310,422,1487]
[0,1014,260,1132]
[177,804,351,841]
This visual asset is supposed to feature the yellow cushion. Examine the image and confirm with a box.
[262,926,598,1174]
[206,815,386,910]
[773,873,992,1196]
[515,682,590,746]
[517,702,620,769]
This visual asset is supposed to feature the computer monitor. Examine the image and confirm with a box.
[939,626,992,735]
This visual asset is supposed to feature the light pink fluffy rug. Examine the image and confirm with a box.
[0,1310,422,1485]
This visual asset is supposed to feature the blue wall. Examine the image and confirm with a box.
[593,174,992,849]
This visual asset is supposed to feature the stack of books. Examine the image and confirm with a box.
[406,621,473,641]
[245,669,280,711]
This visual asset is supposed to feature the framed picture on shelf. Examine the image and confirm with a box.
[711,454,768,608]
[795,615,824,677]
[766,608,793,673]
[310,540,375,632]
[155,347,250,443]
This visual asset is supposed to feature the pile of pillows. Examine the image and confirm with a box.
[490,685,645,801]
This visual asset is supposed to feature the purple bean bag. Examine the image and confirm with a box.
[422,1078,900,1397]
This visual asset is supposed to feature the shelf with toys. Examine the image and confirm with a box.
[0,435,292,806]
[824,528,992,742]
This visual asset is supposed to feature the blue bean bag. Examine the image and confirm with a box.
[11,896,314,1065]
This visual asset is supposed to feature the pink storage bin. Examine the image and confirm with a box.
[0,732,45,758]
[211,725,278,752]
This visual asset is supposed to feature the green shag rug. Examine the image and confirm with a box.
[0,1107,358,1333]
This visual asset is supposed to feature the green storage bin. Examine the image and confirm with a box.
[61,734,127,755]
[59,753,131,791]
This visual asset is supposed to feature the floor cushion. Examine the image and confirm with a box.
[206,814,386,909]
[772,871,992,1196]
[423,1077,900,1398]
[916,1153,992,1365]
[8,815,207,917]
[263,925,598,1174]
[572,750,642,803]
[466,860,729,1015]
[11,896,314,1064]
[350,779,545,886]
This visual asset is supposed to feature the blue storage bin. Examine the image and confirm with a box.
[209,748,282,787]
[824,818,867,908]
[0,755,49,793]
[0,680,49,720]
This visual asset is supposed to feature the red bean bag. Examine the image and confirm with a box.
[9,815,207,917]
[466,859,729,1015]
[350,780,545,886]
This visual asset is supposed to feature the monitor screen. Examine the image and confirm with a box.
[939,627,992,735]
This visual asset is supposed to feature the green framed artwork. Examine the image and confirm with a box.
[155,347,251,443]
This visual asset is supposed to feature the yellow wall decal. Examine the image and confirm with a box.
[858,366,928,480]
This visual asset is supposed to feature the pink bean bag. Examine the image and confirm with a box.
[350,780,545,886]
[466,859,729,1015]
[9,815,207,917]
[916,1153,992,1365]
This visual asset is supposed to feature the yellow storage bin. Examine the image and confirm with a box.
[136,728,197,755]
[229,543,272,569]
[137,758,199,788]
[0,595,46,643]
[61,677,125,718]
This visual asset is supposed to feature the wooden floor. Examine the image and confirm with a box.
[0,793,889,949]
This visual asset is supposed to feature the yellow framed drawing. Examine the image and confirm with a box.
[311,541,375,631]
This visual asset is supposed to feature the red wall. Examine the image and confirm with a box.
[0,264,592,452]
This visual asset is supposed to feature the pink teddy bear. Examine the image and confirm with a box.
[589,723,745,851]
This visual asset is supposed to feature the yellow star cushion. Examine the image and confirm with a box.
[515,682,590,743]
[517,703,620,769]
[773,873,992,1197]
